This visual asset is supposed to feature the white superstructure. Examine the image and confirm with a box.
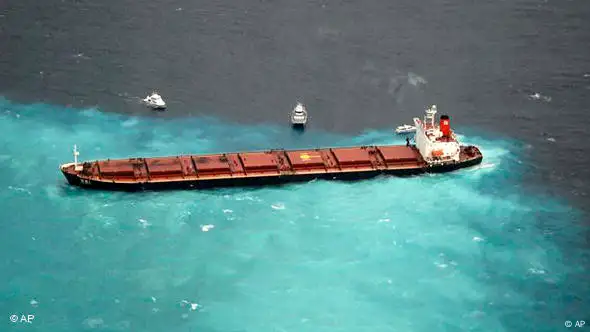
[413,105,461,165]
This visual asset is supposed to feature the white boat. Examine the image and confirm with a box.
[143,92,166,110]
[395,124,416,134]
[291,102,308,127]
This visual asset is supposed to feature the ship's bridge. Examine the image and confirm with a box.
[413,105,461,164]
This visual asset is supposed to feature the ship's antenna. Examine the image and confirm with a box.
[73,144,80,167]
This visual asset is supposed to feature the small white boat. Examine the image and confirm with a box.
[143,92,166,110]
[395,124,416,134]
[291,102,308,127]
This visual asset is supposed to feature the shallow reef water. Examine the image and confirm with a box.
[0,98,587,332]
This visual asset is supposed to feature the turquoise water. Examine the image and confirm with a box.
[0,98,587,332]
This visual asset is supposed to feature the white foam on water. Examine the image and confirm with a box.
[407,72,428,86]
[528,92,552,102]
[82,317,104,329]
[121,117,139,127]
[201,224,214,232]
[271,203,285,210]
[138,218,150,228]
[7,186,32,195]
[81,107,101,117]
[181,300,200,311]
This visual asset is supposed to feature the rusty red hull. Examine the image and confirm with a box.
[59,145,483,192]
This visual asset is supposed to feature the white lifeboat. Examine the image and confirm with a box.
[395,124,416,134]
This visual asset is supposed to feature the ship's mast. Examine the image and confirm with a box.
[73,144,79,167]
[424,105,437,129]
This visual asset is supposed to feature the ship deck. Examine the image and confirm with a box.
[66,145,434,184]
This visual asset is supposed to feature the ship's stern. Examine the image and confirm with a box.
[461,145,483,166]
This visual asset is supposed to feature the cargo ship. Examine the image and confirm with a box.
[59,105,483,191]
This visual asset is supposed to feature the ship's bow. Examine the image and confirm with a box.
[59,163,82,186]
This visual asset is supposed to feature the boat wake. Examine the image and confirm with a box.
[407,72,427,86]
[528,92,551,102]
[117,93,156,108]
[470,162,496,172]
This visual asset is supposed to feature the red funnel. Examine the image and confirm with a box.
[440,115,451,137]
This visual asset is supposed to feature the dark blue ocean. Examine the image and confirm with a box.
[1,0,589,331]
